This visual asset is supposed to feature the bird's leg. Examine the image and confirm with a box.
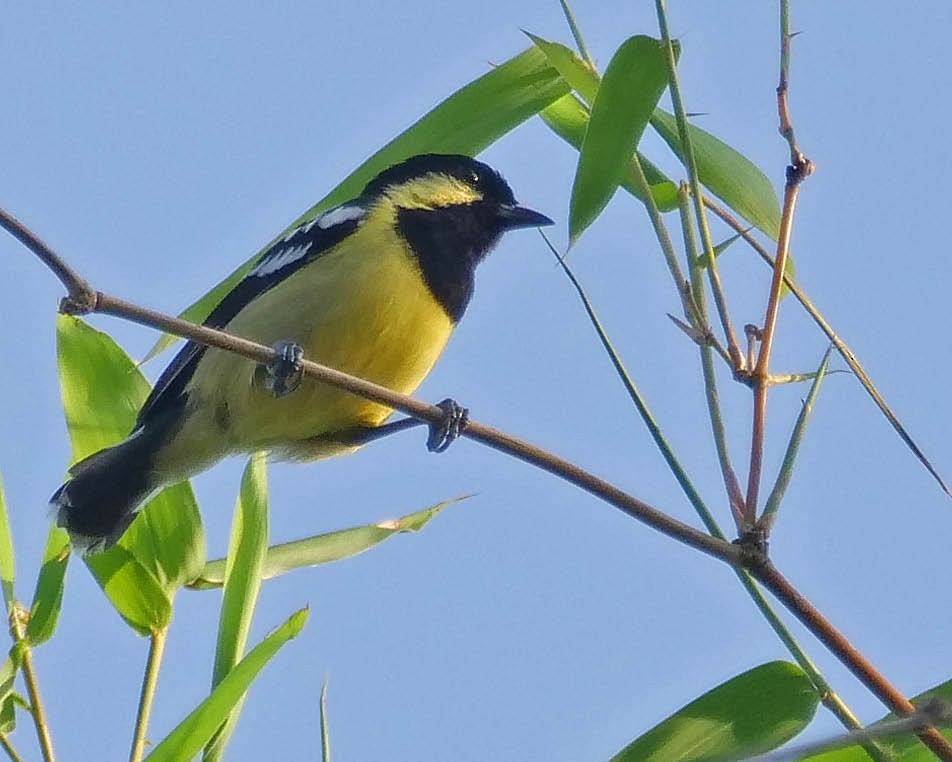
[263,340,305,397]
[330,398,469,453]
[426,398,469,453]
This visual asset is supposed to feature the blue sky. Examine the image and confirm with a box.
[2,2,952,760]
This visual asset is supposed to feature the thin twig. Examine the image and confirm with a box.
[654,0,744,370]
[557,0,595,69]
[745,0,816,521]
[546,230,880,744]
[677,188,746,527]
[0,205,740,566]
[758,346,832,534]
[704,195,952,498]
[9,605,54,762]
[129,628,167,762]
[0,208,96,313]
[753,561,952,760]
[6,207,946,756]
[0,734,23,762]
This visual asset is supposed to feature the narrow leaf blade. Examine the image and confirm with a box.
[204,453,270,761]
[651,109,782,240]
[610,661,818,761]
[25,525,69,646]
[540,94,677,211]
[190,498,462,589]
[144,608,309,762]
[56,315,205,630]
[144,46,569,360]
[570,36,671,244]
[0,475,15,613]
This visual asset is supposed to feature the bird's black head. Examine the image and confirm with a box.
[362,154,553,322]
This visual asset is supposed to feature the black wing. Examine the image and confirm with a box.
[133,202,367,430]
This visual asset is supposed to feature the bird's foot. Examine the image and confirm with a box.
[427,398,469,453]
[264,341,305,397]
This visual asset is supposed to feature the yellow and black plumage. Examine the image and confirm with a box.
[51,153,553,552]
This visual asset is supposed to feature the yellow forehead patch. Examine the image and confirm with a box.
[381,173,482,212]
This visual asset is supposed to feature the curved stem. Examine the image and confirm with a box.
[754,562,952,760]
[129,629,167,762]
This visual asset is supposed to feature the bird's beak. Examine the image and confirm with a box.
[497,204,555,230]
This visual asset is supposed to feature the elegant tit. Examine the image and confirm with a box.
[51,153,553,552]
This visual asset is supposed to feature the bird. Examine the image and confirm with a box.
[51,153,553,553]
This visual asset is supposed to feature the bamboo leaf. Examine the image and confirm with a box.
[540,93,677,210]
[189,498,462,590]
[144,609,308,762]
[610,661,818,761]
[204,454,270,762]
[570,36,672,244]
[56,315,205,631]
[25,525,69,646]
[143,46,570,361]
[651,109,781,240]
[0,476,14,614]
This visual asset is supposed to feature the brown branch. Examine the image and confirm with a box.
[753,561,952,760]
[744,9,816,522]
[0,205,740,567]
[705,195,952,499]
[7,208,949,757]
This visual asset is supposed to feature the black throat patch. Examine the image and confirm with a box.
[396,202,503,323]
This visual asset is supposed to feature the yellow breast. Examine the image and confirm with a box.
[173,220,454,467]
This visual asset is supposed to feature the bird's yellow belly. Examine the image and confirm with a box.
[169,239,454,470]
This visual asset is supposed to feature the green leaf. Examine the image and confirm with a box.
[320,679,330,762]
[85,546,172,634]
[525,32,599,103]
[540,93,677,211]
[0,657,16,734]
[650,109,782,240]
[144,608,309,762]
[799,676,952,761]
[610,661,818,761]
[189,497,462,590]
[25,525,69,646]
[0,475,15,613]
[143,45,570,361]
[56,315,205,630]
[204,453,270,762]
[570,35,672,244]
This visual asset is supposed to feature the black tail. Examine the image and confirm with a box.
[50,429,161,554]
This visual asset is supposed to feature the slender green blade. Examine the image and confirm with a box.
[25,525,69,646]
[540,93,677,210]
[144,608,309,762]
[0,475,14,613]
[190,498,462,589]
[204,453,270,762]
[525,32,599,103]
[610,661,818,761]
[651,109,781,240]
[761,346,832,528]
[143,45,569,361]
[56,315,205,630]
[85,546,171,635]
[320,679,330,762]
[0,657,15,734]
[570,35,672,244]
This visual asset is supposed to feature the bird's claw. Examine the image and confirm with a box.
[427,398,469,453]
[264,341,305,397]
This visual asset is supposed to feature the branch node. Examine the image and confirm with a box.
[59,287,100,316]
[734,527,769,570]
